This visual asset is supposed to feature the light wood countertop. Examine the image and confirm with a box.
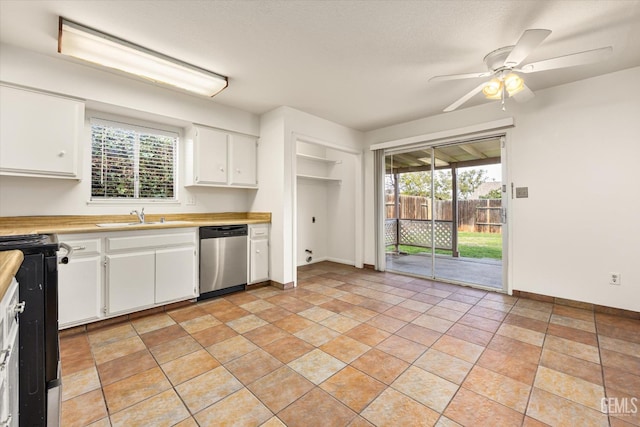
[0,250,23,301]
[0,212,270,236]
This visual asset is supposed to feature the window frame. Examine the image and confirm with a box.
[88,115,180,204]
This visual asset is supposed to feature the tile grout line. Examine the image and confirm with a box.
[592,310,613,427]
[61,264,637,427]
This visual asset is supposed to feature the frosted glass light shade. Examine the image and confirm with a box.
[504,73,524,96]
[482,78,502,99]
[58,18,228,97]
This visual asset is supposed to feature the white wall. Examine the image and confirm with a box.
[0,44,260,216]
[250,108,289,285]
[326,148,357,265]
[297,179,329,264]
[364,67,640,312]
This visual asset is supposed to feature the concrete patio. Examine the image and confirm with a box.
[386,252,503,289]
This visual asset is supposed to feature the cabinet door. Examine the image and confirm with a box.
[195,127,228,184]
[229,134,257,186]
[0,295,5,426]
[58,256,102,327]
[250,239,269,283]
[0,85,83,178]
[5,329,18,427]
[106,252,155,314]
[155,246,197,304]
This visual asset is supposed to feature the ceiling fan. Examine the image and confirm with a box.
[429,29,612,112]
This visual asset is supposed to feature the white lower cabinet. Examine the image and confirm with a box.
[249,239,269,283]
[1,278,19,427]
[106,251,156,315]
[58,255,102,326]
[58,228,198,327]
[248,225,269,284]
[58,237,103,328]
[155,247,197,304]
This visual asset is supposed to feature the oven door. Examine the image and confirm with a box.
[16,252,61,427]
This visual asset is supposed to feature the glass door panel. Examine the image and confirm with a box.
[383,138,505,290]
[432,141,504,289]
[384,150,434,277]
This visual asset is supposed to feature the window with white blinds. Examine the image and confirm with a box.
[91,118,177,200]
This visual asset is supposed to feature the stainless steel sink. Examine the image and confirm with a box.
[95,220,192,227]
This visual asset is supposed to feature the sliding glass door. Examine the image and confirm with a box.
[383,138,505,290]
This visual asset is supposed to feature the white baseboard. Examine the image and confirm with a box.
[297,257,356,267]
[326,257,355,266]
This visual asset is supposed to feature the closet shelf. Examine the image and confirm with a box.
[296,153,342,164]
[296,174,342,184]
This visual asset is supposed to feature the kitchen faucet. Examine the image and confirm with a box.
[130,208,145,223]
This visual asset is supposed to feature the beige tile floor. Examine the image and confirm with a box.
[60,262,640,427]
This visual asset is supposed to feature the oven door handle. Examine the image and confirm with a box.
[59,242,73,264]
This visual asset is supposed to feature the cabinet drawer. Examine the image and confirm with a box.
[59,238,101,256]
[106,233,195,252]
[250,226,269,239]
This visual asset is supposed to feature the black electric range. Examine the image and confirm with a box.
[0,234,61,427]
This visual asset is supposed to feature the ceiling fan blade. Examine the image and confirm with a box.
[504,29,552,67]
[429,71,490,82]
[443,82,486,112]
[512,83,535,103]
[519,46,612,73]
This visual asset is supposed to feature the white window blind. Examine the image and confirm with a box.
[91,118,177,200]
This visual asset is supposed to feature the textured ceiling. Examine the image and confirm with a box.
[1,0,639,131]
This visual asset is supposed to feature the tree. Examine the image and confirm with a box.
[457,169,488,200]
[397,171,452,200]
[480,188,502,199]
[392,167,490,200]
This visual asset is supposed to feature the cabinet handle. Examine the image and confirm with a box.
[256,249,260,253]
[219,167,225,172]
[195,176,199,181]
[1,414,12,426]
[0,347,10,369]
[13,301,26,316]
[72,246,86,251]
[58,150,66,157]
[236,169,241,173]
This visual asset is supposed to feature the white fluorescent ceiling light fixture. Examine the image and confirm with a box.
[58,17,228,97]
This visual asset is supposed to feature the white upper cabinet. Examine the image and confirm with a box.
[185,125,258,188]
[230,133,257,186]
[0,84,84,179]
[190,126,228,185]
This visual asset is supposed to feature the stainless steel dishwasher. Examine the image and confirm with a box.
[199,225,248,300]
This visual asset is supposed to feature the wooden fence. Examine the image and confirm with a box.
[386,195,502,233]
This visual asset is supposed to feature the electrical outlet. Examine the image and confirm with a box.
[609,272,621,285]
[186,194,196,206]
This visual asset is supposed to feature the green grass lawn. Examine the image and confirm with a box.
[387,232,502,259]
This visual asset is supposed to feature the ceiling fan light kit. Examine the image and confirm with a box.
[482,73,524,99]
[430,29,612,112]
